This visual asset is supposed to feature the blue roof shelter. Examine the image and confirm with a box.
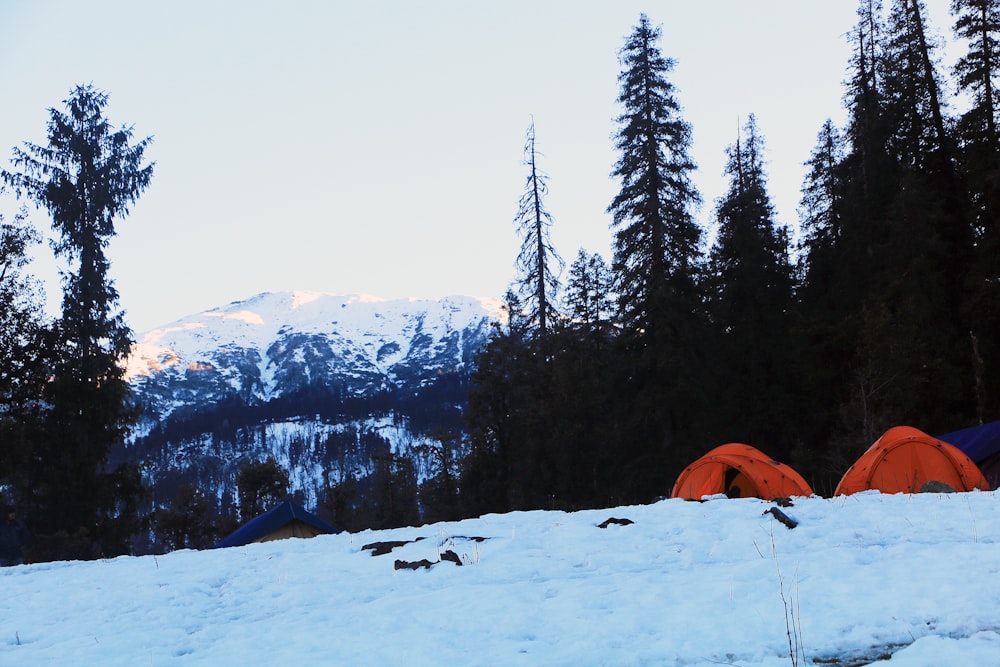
[938,420,1000,490]
[216,499,339,549]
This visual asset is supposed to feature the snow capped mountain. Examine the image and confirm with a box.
[126,291,501,425]
[117,292,502,521]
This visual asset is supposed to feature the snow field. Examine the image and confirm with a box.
[2,492,999,666]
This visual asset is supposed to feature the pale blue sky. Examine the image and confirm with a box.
[0,1,956,332]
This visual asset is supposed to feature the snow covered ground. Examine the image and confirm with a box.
[2,491,999,666]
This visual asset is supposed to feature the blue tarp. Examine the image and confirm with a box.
[216,499,339,549]
[938,420,1000,464]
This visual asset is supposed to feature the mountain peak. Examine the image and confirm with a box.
[125,291,501,406]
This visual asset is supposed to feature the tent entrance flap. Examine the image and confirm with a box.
[723,467,756,498]
[255,520,325,544]
[678,464,756,499]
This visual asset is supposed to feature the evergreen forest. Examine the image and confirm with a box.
[460,3,1000,512]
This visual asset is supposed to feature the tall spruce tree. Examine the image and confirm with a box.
[607,14,707,498]
[2,84,153,558]
[882,0,952,164]
[798,2,905,463]
[706,116,796,459]
[794,120,858,488]
[797,120,847,283]
[952,0,1000,421]
[841,0,895,303]
[609,14,703,338]
[873,0,974,432]
[465,120,569,512]
[513,119,563,337]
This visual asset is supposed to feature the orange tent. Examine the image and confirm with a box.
[834,425,990,496]
[671,443,813,500]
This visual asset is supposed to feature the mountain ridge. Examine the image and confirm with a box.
[126,291,501,424]
[118,291,502,526]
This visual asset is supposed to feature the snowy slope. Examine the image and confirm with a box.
[2,491,999,666]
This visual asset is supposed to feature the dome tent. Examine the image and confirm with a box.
[834,425,989,496]
[671,443,813,500]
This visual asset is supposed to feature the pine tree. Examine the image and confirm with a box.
[607,14,707,497]
[798,120,847,281]
[882,0,952,164]
[799,2,904,461]
[154,483,221,551]
[2,84,153,557]
[705,116,796,458]
[563,249,615,342]
[795,118,852,379]
[236,457,290,521]
[874,0,974,431]
[416,430,463,523]
[367,451,419,529]
[793,120,861,488]
[952,0,1000,421]
[463,119,568,511]
[842,0,895,295]
[513,119,563,337]
[609,14,703,338]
